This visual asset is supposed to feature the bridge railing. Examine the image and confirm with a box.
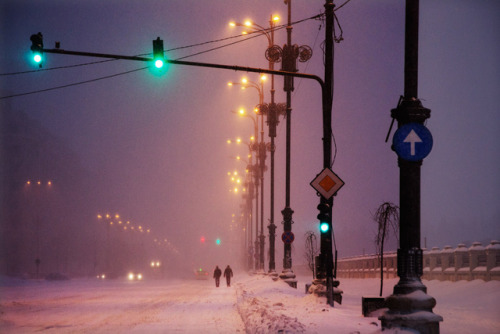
[336,240,500,281]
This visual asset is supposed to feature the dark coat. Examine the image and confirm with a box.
[213,267,222,278]
[223,266,233,278]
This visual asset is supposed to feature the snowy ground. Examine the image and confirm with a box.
[1,272,499,333]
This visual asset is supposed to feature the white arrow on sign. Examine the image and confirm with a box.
[404,129,422,156]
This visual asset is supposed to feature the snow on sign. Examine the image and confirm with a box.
[310,167,344,199]
[392,123,433,161]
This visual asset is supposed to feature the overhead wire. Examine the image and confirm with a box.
[0,30,269,77]
[0,10,341,101]
[0,14,322,100]
[0,13,322,77]
[0,67,147,100]
[334,0,353,12]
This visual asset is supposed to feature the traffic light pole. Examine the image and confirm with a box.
[321,0,335,307]
[36,46,324,86]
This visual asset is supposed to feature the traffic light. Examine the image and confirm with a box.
[152,37,164,69]
[215,238,221,245]
[200,236,206,243]
[317,202,330,234]
[30,32,44,67]
[319,221,330,234]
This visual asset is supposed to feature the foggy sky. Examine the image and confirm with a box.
[1,0,499,274]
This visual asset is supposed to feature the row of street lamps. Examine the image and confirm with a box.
[95,212,178,275]
[226,6,310,286]
[24,179,54,278]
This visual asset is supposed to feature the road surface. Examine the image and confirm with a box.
[0,277,245,333]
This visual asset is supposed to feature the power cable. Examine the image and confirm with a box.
[0,13,323,100]
[0,67,147,100]
[0,58,116,76]
[1,13,322,77]
[334,0,353,12]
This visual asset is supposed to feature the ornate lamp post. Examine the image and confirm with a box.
[264,0,312,287]
[256,102,286,276]
[230,14,296,276]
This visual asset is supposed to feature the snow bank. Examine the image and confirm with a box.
[236,275,307,333]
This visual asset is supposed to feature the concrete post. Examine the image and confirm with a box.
[486,240,500,281]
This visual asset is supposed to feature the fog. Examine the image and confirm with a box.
[1,1,499,278]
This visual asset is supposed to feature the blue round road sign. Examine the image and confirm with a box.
[393,123,433,161]
[282,231,295,244]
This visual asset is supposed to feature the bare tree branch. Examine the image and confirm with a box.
[304,231,319,278]
[373,202,399,296]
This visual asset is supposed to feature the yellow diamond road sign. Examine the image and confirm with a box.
[310,167,345,199]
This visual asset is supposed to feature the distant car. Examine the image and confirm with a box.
[96,272,119,279]
[127,272,143,281]
[194,268,209,280]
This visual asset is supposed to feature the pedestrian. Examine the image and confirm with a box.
[213,265,222,287]
[223,265,233,287]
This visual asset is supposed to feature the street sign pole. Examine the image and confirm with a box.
[380,1,442,332]
[311,167,344,307]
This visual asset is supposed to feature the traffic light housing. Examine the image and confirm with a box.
[152,37,164,69]
[30,32,44,67]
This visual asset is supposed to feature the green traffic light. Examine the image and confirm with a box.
[152,37,165,71]
[319,222,330,233]
[30,32,44,68]
[33,53,42,63]
[216,238,221,245]
[154,59,164,69]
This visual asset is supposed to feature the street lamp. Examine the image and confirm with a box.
[230,14,297,277]
[275,0,313,288]
[25,179,53,279]
[227,136,257,270]
[228,136,259,270]
[97,212,117,274]
[228,75,266,104]
[229,106,264,271]
[229,15,280,46]
[228,74,270,272]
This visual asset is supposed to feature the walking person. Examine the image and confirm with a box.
[223,265,233,287]
[213,265,222,287]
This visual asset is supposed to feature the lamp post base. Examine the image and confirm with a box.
[379,290,442,334]
[268,270,279,281]
[380,249,443,333]
[279,268,297,288]
[306,278,342,305]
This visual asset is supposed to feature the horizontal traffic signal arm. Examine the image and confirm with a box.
[34,45,324,87]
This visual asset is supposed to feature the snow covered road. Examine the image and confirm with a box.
[1,273,499,333]
[0,278,245,333]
